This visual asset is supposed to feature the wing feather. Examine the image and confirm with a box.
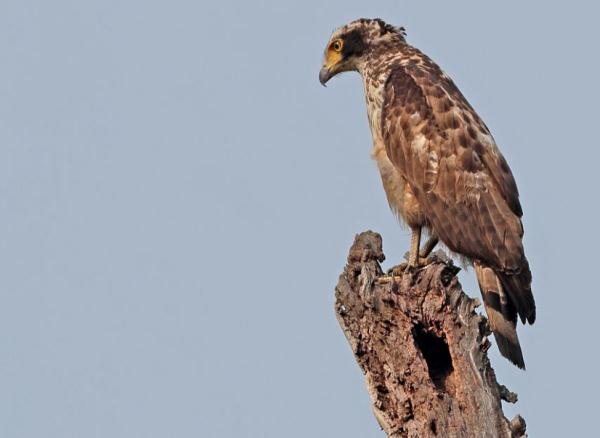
[381,61,535,324]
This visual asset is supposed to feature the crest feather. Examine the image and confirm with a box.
[355,18,407,41]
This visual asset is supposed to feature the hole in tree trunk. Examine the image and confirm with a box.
[412,324,454,392]
[430,419,437,435]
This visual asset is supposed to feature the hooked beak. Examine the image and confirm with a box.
[319,65,333,87]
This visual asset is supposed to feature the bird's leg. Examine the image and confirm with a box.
[407,226,421,268]
[419,234,439,258]
[386,226,422,277]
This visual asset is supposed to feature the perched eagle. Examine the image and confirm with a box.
[320,18,535,369]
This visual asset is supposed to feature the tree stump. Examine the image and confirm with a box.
[335,231,527,438]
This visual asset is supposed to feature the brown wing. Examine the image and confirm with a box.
[381,61,535,324]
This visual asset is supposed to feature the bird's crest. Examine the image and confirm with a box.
[349,18,407,41]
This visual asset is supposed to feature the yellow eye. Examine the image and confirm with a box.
[331,40,343,52]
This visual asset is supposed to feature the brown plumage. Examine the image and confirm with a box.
[320,18,535,368]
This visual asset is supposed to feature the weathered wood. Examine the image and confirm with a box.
[335,231,527,438]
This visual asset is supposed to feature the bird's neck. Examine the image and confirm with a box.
[358,41,422,145]
[358,46,407,144]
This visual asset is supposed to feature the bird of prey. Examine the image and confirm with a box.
[320,18,535,369]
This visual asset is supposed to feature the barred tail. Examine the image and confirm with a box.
[474,262,525,369]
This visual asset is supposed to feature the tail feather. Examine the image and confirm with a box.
[474,263,526,369]
[498,260,536,324]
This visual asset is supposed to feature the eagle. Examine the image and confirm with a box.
[320,18,535,369]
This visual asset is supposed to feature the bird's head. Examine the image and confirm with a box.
[319,18,406,86]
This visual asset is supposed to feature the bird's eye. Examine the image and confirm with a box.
[331,40,343,52]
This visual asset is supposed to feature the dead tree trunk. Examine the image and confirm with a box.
[335,231,527,438]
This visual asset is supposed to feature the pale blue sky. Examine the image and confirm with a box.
[0,1,598,437]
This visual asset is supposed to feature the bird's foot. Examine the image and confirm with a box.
[386,262,408,277]
[385,257,433,277]
[414,256,434,267]
[377,259,431,285]
[374,264,405,285]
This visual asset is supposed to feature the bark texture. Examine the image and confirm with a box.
[335,231,527,438]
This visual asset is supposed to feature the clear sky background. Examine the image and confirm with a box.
[0,1,598,437]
